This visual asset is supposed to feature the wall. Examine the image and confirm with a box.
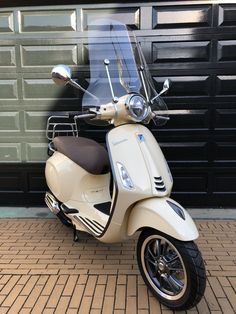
[0,1,236,206]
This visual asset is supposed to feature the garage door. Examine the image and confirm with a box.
[0,1,236,206]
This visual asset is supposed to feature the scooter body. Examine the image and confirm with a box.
[45,123,198,243]
[45,18,205,310]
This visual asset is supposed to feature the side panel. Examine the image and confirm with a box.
[45,151,111,204]
[107,124,152,224]
[99,124,172,243]
[127,197,199,241]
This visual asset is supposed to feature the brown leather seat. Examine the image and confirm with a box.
[53,136,110,175]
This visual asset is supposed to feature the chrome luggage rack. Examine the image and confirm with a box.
[46,113,79,152]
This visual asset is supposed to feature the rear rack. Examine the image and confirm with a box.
[46,114,79,141]
[46,113,80,154]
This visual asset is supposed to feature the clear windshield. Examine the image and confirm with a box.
[82,18,168,125]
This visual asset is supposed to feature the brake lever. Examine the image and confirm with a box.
[152,115,170,125]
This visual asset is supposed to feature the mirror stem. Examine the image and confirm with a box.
[68,79,99,102]
[150,88,168,104]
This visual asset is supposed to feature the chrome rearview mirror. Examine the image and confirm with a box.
[51,64,72,86]
[163,78,171,92]
[51,64,99,102]
[151,78,172,104]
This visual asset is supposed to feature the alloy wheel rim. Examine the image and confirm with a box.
[141,234,187,301]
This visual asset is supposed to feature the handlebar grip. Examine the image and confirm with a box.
[74,113,97,119]
[155,115,170,121]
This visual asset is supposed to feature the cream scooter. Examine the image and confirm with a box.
[45,19,206,310]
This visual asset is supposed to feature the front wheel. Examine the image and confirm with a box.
[137,229,206,310]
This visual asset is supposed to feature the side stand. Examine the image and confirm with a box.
[73,226,80,242]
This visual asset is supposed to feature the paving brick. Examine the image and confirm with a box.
[0,308,9,314]
[2,284,23,307]
[20,276,39,295]
[78,296,92,313]
[126,296,137,314]
[23,285,44,308]
[84,275,97,296]
[69,285,85,308]
[97,275,107,285]
[222,286,236,309]
[0,275,20,295]
[0,275,11,285]
[101,296,114,314]
[115,285,126,310]
[7,296,28,314]
[30,296,49,313]
[45,284,64,308]
[54,296,70,313]
[127,275,136,296]
[91,284,105,309]
[197,296,212,313]
[208,277,225,298]
[217,298,235,314]
[137,284,149,310]
[149,296,161,314]
[105,275,117,297]
[62,275,78,296]
[117,275,126,285]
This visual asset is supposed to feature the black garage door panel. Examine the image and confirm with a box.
[0,1,236,207]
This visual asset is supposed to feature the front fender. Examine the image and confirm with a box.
[127,197,199,241]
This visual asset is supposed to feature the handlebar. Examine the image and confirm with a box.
[74,113,97,120]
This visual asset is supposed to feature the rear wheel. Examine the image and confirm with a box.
[137,229,206,310]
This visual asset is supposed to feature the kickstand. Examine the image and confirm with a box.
[73,226,80,242]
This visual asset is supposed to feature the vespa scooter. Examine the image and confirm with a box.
[45,18,206,310]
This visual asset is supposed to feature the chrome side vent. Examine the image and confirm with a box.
[74,216,105,236]
[45,192,60,215]
[154,176,166,192]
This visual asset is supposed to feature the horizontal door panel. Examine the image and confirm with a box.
[214,142,236,162]
[27,172,47,192]
[161,142,208,163]
[219,5,236,27]
[0,143,21,162]
[21,45,78,66]
[153,76,211,96]
[0,173,23,191]
[152,41,211,63]
[153,5,212,29]
[213,172,236,192]
[0,112,20,131]
[214,109,236,130]
[216,75,236,95]
[23,79,77,99]
[0,80,18,99]
[172,172,208,192]
[0,46,16,66]
[82,7,140,30]
[0,12,14,32]
[26,143,48,162]
[217,40,236,61]
[20,10,76,32]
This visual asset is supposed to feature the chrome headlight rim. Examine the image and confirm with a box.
[125,94,149,122]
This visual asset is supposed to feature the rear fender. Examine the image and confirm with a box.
[127,197,199,241]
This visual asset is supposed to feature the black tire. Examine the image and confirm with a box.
[137,228,206,310]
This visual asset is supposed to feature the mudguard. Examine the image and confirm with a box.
[127,197,199,241]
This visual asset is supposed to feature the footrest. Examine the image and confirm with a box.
[61,204,79,214]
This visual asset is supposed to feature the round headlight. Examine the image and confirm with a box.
[125,95,149,122]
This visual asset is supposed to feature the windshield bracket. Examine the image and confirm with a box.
[104,59,118,103]
[139,66,149,102]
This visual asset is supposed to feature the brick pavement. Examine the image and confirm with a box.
[0,219,235,313]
